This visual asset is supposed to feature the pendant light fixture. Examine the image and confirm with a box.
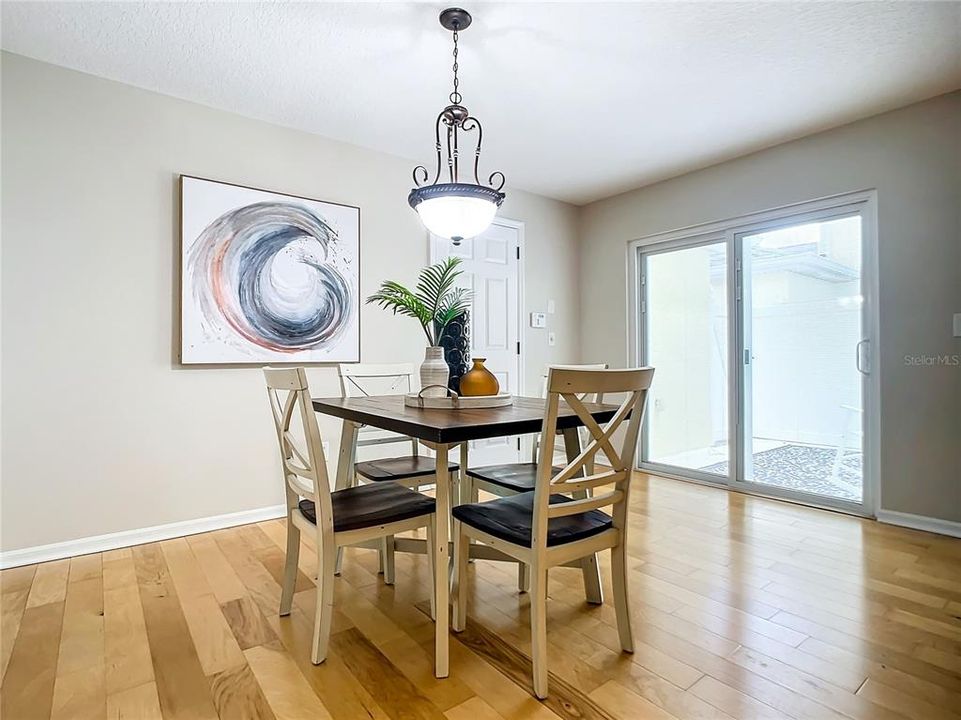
[409,8,505,245]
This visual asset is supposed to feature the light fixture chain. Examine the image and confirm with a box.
[450,26,461,105]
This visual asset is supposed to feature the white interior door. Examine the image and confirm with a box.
[431,220,522,465]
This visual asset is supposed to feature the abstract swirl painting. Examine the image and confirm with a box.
[181,176,359,364]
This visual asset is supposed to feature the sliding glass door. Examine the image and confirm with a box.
[640,240,730,481]
[738,214,865,504]
[634,194,876,513]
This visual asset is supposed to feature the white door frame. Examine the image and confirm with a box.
[627,189,880,518]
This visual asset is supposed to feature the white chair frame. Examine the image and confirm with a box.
[264,367,441,667]
[452,366,654,699]
[531,362,610,464]
[338,363,457,583]
[339,363,422,477]
[466,362,610,593]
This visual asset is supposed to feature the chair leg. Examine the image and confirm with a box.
[311,542,337,665]
[280,514,301,616]
[452,520,469,632]
[581,552,604,605]
[426,518,436,621]
[334,547,344,576]
[530,567,549,699]
[517,562,530,593]
[611,543,634,653]
[382,536,395,585]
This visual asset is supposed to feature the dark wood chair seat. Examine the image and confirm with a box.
[466,463,563,494]
[355,456,459,482]
[452,492,612,548]
[299,483,435,533]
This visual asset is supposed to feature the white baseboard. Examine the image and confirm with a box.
[877,510,961,539]
[5,503,954,569]
[0,504,287,569]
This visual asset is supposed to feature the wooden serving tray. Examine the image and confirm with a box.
[405,386,513,409]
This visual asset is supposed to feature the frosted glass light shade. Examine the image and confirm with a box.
[409,183,505,242]
[416,195,497,240]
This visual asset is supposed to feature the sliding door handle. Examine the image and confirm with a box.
[856,339,870,375]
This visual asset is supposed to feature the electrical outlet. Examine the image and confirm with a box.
[548,331,556,346]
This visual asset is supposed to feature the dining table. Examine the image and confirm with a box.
[311,394,620,678]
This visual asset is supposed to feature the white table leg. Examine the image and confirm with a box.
[469,444,479,503]
[458,442,469,506]
[562,427,604,605]
[459,442,478,564]
[335,420,358,491]
[334,420,358,575]
[433,443,450,678]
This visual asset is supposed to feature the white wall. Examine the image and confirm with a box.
[579,91,961,523]
[0,53,581,553]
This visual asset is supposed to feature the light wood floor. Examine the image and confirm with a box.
[3,473,961,720]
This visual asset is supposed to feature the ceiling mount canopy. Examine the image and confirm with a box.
[438,7,472,32]
[408,7,505,246]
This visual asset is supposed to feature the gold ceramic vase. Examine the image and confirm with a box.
[459,358,500,396]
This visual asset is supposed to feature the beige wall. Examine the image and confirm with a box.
[3,51,958,553]
[0,53,581,552]
[579,91,961,523]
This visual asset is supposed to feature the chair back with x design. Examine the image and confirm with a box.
[532,367,654,545]
[264,367,333,540]
[533,363,610,463]
[539,363,610,403]
[338,363,420,456]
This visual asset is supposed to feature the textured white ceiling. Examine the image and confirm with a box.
[3,2,959,204]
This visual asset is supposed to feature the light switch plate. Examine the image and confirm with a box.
[954,313,961,338]
[547,299,556,314]
[530,312,547,328]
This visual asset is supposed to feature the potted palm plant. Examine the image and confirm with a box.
[367,257,472,396]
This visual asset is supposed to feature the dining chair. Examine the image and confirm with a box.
[338,362,460,583]
[466,363,609,498]
[533,362,610,464]
[464,363,609,591]
[451,366,654,699]
[264,367,441,666]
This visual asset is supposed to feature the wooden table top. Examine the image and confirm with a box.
[311,395,618,444]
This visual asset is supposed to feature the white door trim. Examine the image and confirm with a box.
[627,189,880,518]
